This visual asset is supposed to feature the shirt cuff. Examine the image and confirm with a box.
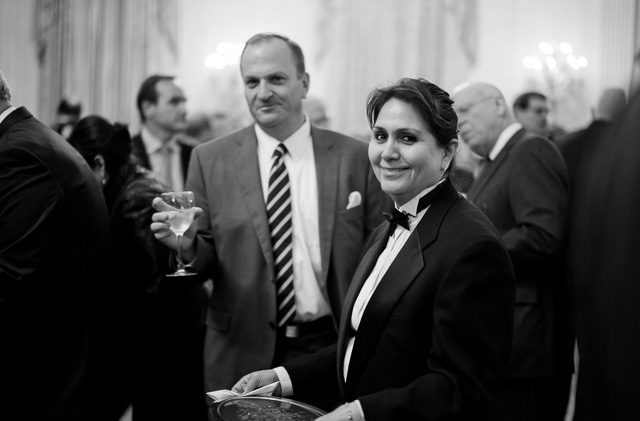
[272,366,294,397]
[353,400,365,421]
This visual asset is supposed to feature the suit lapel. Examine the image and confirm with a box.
[312,127,339,285]
[336,224,389,393]
[341,180,459,395]
[233,126,275,274]
[0,107,31,139]
[468,130,523,200]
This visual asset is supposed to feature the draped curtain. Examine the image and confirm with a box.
[35,0,178,130]
[317,0,477,136]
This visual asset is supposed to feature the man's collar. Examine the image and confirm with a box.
[489,122,521,161]
[254,117,312,162]
[0,106,16,125]
[141,127,177,154]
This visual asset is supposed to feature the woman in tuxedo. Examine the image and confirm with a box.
[232,78,515,421]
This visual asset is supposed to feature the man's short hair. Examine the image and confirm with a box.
[241,33,306,77]
[513,91,547,112]
[136,75,175,123]
[0,70,12,102]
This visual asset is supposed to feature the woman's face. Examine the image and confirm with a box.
[368,98,456,206]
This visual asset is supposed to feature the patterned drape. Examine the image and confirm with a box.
[34,0,178,130]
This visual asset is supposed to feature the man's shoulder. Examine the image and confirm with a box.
[311,126,368,153]
[194,125,255,153]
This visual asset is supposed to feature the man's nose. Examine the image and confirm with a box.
[257,81,272,100]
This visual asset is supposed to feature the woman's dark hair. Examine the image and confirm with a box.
[366,78,458,176]
[67,115,134,208]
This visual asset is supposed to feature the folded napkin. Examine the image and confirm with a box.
[206,382,280,403]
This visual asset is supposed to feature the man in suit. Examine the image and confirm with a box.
[453,82,571,421]
[151,33,389,400]
[0,70,125,420]
[570,87,640,421]
[132,74,193,191]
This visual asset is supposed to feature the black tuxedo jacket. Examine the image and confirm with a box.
[467,129,571,378]
[0,107,125,419]
[285,180,515,420]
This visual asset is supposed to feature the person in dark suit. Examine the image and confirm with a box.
[569,88,640,421]
[230,77,516,421]
[453,82,571,421]
[0,71,125,420]
[68,115,209,421]
[151,33,390,400]
[131,74,194,191]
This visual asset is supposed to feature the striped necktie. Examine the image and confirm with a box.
[267,143,296,327]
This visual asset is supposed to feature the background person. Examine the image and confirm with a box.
[0,71,125,420]
[68,115,209,421]
[453,82,571,421]
[150,33,389,404]
[131,74,193,191]
[231,77,516,421]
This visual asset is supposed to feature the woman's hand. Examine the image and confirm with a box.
[316,402,362,421]
[231,370,281,396]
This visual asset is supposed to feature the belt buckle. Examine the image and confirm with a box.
[285,325,299,338]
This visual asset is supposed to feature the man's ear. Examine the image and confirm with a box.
[301,72,310,100]
[141,100,155,120]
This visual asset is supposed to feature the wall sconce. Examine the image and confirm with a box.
[204,42,245,70]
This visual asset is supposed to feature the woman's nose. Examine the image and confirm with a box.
[380,138,399,160]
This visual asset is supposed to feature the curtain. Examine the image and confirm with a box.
[317,0,477,136]
[35,0,178,130]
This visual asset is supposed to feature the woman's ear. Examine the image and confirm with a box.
[93,154,106,172]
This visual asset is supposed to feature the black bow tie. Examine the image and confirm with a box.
[383,179,447,236]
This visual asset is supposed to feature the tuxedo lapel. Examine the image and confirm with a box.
[312,127,340,285]
[233,126,275,274]
[0,107,31,139]
[342,181,459,395]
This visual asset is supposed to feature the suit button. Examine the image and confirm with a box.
[269,321,276,330]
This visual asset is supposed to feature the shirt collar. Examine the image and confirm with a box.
[0,106,17,125]
[141,127,177,154]
[397,178,446,217]
[489,122,521,161]
[254,117,312,162]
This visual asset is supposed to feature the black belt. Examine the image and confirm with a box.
[280,315,334,339]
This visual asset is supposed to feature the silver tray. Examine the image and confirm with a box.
[210,396,326,421]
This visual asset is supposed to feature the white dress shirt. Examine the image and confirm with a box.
[141,127,184,191]
[255,118,331,322]
[489,122,522,161]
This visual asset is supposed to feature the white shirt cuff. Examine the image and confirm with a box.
[353,400,365,421]
[272,366,294,397]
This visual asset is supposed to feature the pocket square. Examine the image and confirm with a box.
[346,191,362,210]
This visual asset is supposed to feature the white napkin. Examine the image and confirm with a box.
[206,381,280,402]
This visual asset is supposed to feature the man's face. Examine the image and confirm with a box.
[515,97,548,135]
[145,80,187,134]
[240,39,309,138]
[454,86,500,158]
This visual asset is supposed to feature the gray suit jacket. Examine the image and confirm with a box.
[187,124,389,391]
[467,128,571,378]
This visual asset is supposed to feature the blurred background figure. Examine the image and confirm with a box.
[454,81,571,421]
[512,91,550,137]
[131,75,191,191]
[569,87,640,421]
[0,71,125,420]
[185,112,216,144]
[303,96,330,128]
[67,115,208,421]
[51,95,82,139]
[557,87,626,199]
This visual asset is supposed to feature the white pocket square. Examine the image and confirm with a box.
[346,191,362,210]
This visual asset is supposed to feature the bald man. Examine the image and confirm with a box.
[453,82,571,421]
